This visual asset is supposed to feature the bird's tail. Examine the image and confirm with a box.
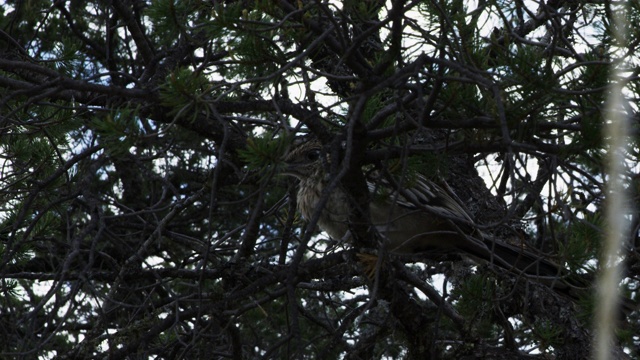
[479,236,637,316]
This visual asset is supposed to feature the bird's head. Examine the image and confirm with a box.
[282,140,326,180]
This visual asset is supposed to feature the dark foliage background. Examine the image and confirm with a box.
[0,0,638,358]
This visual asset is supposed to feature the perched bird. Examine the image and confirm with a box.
[282,139,640,321]
[282,140,575,283]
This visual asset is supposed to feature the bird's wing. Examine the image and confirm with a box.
[368,174,474,225]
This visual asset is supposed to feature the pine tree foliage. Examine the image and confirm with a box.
[0,0,638,358]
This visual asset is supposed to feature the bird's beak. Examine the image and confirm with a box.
[280,162,302,179]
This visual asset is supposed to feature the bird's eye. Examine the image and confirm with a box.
[305,149,321,161]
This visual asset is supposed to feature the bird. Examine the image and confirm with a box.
[282,139,579,284]
[282,139,640,321]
